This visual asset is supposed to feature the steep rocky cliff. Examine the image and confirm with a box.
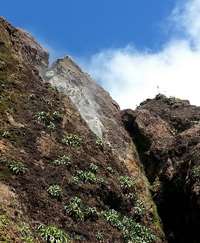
[0,17,165,242]
[122,94,200,243]
[1,16,200,243]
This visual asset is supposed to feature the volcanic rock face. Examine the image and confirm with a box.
[0,17,49,70]
[0,17,164,242]
[2,16,200,243]
[44,56,134,163]
[122,94,200,243]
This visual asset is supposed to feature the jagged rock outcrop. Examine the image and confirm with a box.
[122,94,200,243]
[0,17,164,242]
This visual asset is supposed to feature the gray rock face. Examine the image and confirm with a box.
[45,56,105,138]
[45,56,136,164]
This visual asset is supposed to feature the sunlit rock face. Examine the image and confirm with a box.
[0,16,166,242]
[45,56,105,138]
[45,56,135,162]
[0,17,49,70]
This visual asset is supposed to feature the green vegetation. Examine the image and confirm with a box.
[119,176,135,189]
[37,224,70,243]
[107,166,115,174]
[62,134,82,147]
[19,223,34,243]
[0,215,9,229]
[89,163,99,173]
[64,197,98,221]
[71,164,103,184]
[72,170,97,184]
[47,185,62,199]
[64,197,85,221]
[8,161,28,175]
[133,200,146,217]
[0,130,10,138]
[191,165,200,180]
[96,231,104,242]
[102,209,156,243]
[50,155,71,166]
[35,110,62,130]
[96,138,103,148]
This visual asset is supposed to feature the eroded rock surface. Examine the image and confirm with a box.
[0,17,164,242]
[122,94,200,243]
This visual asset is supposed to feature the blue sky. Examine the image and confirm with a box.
[2,0,175,56]
[2,0,200,109]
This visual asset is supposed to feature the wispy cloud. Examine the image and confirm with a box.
[81,0,200,109]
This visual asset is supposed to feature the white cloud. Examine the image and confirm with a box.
[81,0,200,109]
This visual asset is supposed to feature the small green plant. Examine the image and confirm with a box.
[0,130,10,138]
[35,111,62,131]
[119,176,135,189]
[19,223,34,243]
[96,231,104,242]
[64,197,85,221]
[96,138,103,147]
[0,215,9,229]
[191,165,200,180]
[133,200,146,217]
[47,121,56,130]
[72,170,97,184]
[102,210,123,229]
[85,206,99,219]
[89,163,99,173]
[37,224,70,243]
[102,209,156,242]
[35,111,49,124]
[50,155,71,166]
[65,197,98,221]
[62,134,82,147]
[8,161,28,175]
[52,111,62,120]
[47,185,62,199]
[107,166,115,174]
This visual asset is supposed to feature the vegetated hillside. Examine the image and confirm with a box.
[0,17,165,243]
[122,94,200,243]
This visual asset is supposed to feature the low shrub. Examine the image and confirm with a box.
[89,163,99,173]
[0,130,10,138]
[50,155,71,166]
[62,134,82,147]
[133,200,146,217]
[96,138,103,148]
[72,170,97,184]
[0,215,9,229]
[191,165,200,180]
[64,197,85,221]
[37,224,70,243]
[102,209,157,242]
[19,223,34,243]
[119,176,135,189]
[96,231,104,242]
[35,110,62,130]
[8,161,27,175]
[47,185,62,199]
[64,197,99,221]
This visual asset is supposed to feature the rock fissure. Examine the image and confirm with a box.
[122,95,200,243]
